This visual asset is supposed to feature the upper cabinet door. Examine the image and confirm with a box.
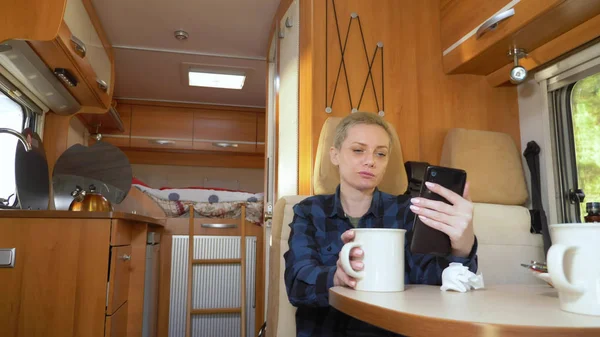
[130,105,194,150]
[63,0,112,104]
[441,0,569,75]
[25,0,115,113]
[193,110,257,153]
[440,0,513,53]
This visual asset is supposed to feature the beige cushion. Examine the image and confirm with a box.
[267,195,308,337]
[313,116,408,195]
[472,203,544,285]
[473,203,542,247]
[440,128,528,205]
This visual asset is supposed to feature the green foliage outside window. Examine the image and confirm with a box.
[571,72,600,220]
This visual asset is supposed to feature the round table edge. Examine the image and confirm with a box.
[328,287,600,337]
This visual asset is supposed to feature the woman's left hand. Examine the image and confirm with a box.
[409,181,475,257]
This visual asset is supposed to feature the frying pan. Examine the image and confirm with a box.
[14,128,50,210]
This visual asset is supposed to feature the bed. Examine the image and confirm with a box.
[131,178,265,224]
[118,178,266,337]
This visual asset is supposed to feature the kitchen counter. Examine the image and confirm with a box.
[0,210,165,226]
[0,209,165,337]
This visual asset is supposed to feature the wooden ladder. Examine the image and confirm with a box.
[185,204,247,337]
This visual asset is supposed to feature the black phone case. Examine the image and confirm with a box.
[409,165,467,256]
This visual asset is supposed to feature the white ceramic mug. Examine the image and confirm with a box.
[547,223,600,316]
[339,228,406,292]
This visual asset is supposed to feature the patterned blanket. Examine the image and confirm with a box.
[142,191,264,224]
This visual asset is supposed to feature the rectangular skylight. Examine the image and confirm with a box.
[188,70,246,89]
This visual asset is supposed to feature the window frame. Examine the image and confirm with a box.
[548,83,582,222]
[535,42,600,224]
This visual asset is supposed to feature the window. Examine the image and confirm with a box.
[0,90,24,206]
[550,69,600,222]
[570,72,600,219]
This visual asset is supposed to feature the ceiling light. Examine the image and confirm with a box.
[188,70,246,89]
[174,30,189,40]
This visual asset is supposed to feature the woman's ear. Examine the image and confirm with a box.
[329,146,340,166]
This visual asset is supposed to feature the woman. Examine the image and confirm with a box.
[284,112,478,337]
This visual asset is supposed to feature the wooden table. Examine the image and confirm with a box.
[330,285,600,337]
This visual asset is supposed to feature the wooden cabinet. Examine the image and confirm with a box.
[63,0,112,98]
[106,102,266,155]
[0,0,67,43]
[441,0,600,76]
[130,105,194,150]
[193,110,257,153]
[105,303,129,337]
[0,212,164,337]
[440,0,513,53]
[107,245,132,315]
[26,0,114,113]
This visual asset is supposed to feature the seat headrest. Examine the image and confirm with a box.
[313,116,408,195]
[440,128,528,205]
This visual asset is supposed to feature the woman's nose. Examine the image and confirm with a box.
[364,154,375,167]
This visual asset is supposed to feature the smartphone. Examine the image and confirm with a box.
[409,165,467,256]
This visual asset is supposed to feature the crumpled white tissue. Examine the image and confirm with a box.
[440,262,485,292]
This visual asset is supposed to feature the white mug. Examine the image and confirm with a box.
[547,223,600,316]
[339,228,406,292]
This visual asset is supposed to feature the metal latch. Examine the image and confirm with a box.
[0,248,16,268]
[264,203,274,227]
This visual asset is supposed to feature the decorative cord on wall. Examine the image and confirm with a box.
[325,0,385,116]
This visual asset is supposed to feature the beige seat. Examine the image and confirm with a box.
[266,116,408,337]
[440,128,545,284]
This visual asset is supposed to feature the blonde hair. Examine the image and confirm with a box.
[333,112,392,149]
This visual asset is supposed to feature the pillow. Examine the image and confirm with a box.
[158,185,251,193]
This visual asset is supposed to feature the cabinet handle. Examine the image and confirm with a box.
[201,223,237,229]
[0,248,16,268]
[119,254,131,261]
[70,35,87,58]
[475,8,515,39]
[96,79,108,92]
[150,139,175,145]
[213,142,238,148]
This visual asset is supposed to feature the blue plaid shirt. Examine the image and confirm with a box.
[284,186,478,337]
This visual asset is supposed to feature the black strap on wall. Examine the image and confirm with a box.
[523,141,552,257]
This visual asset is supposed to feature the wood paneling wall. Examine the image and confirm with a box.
[43,113,75,176]
[297,0,520,194]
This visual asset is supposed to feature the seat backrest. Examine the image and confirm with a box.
[267,115,409,335]
[313,116,408,195]
[440,128,544,284]
[440,128,527,205]
[266,195,308,337]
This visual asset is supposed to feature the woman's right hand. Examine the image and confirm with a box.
[334,229,363,288]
